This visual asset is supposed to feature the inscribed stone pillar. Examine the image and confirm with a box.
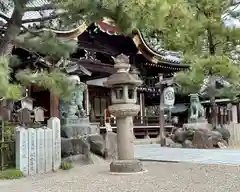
[48,117,61,171]
[44,127,53,173]
[36,128,45,174]
[28,128,37,175]
[15,127,29,176]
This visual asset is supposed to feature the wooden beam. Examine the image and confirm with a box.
[78,41,120,56]
[72,59,116,74]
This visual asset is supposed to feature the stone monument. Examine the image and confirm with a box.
[59,75,95,138]
[104,54,144,173]
[183,93,211,130]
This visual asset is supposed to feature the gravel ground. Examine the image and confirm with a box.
[0,161,240,192]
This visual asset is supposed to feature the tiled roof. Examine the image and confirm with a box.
[0,0,82,31]
[140,30,182,64]
[1,0,52,26]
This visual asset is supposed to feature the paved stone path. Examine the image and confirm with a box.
[135,144,240,165]
[1,162,240,192]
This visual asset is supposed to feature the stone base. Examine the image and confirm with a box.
[110,159,145,173]
[61,117,99,138]
[183,120,212,130]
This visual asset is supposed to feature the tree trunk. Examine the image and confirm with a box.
[207,27,217,128]
[210,96,217,128]
[0,8,23,56]
[158,74,166,146]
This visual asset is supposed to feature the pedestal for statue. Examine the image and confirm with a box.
[183,118,212,130]
[61,117,98,138]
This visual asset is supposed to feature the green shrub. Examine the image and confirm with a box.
[60,162,73,170]
[0,169,23,180]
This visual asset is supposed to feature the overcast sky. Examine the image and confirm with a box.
[0,1,240,28]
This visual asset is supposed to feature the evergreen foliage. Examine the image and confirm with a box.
[157,0,240,125]
[159,0,240,98]
[55,0,177,34]
[0,0,179,100]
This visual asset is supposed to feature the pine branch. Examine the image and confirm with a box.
[214,41,222,47]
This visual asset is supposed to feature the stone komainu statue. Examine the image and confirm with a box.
[59,75,87,118]
[189,94,205,122]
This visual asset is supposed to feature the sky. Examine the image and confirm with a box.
[1,1,240,28]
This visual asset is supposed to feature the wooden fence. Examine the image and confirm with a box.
[227,123,240,147]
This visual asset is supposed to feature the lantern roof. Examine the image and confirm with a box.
[104,54,142,87]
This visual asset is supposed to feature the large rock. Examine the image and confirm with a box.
[211,131,223,146]
[61,137,91,160]
[217,141,228,149]
[87,134,105,157]
[165,137,175,147]
[183,121,212,130]
[169,143,183,148]
[61,138,74,156]
[185,129,195,141]
[61,137,90,156]
[192,129,213,148]
[104,131,117,160]
[216,127,230,143]
[72,137,90,159]
[174,128,187,143]
[183,140,193,148]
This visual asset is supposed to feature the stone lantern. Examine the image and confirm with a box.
[104,54,144,173]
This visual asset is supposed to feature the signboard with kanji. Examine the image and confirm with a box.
[163,87,175,106]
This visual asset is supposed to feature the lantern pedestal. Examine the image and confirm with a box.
[110,159,144,173]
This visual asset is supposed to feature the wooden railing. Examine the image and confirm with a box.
[98,115,175,138]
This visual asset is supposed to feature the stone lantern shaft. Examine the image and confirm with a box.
[117,116,134,159]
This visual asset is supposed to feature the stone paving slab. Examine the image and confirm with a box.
[134,144,240,165]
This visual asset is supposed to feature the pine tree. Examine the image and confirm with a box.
[158,0,240,126]
[0,0,180,101]
[0,0,81,100]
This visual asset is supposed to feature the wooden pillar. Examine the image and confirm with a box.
[231,104,237,123]
[50,94,59,118]
[237,103,240,123]
[84,86,89,116]
[140,92,145,124]
[223,106,227,124]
